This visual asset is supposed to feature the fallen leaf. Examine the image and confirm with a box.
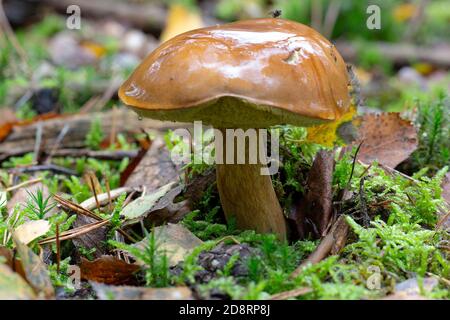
[91,282,193,300]
[354,113,418,168]
[383,277,438,300]
[13,238,55,298]
[0,246,26,278]
[393,3,417,22]
[80,255,140,285]
[160,4,203,42]
[123,136,181,191]
[0,264,36,300]
[13,220,50,245]
[306,105,357,147]
[119,135,151,186]
[133,223,203,266]
[121,182,176,223]
[289,150,335,239]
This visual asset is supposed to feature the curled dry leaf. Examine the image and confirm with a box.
[13,238,55,298]
[80,255,141,285]
[354,113,418,168]
[289,150,335,239]
[121,182,177,225]
[91,282,193,300]
[0,264,36,300]
[13,220,50,245]
[133,223,203,267]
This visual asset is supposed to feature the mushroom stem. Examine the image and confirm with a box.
[215,128,287,240]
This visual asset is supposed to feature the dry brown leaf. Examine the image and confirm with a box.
[0,246,26,279]
[133,223,203,266]
[80,255,140,285]
[289,150,335,239]
[0,264,36,300]
[123,136,181,192]
[13,220,50,245]
[91,282,193,300]
[13,238,54,298]
[355,113,418,168]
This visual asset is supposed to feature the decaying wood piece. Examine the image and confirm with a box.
[40,0,167,31]
[336,41,450,67]
[291,215,349,278]
[270,287,312,300]
[0,109,180,161]
[50,149,139,160]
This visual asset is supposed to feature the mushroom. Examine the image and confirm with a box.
[119,18,351,240]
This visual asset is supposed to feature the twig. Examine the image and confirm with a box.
[270,287,312,300]
[54,194,137,242]
[311,0,323,32]
[0,0,30,74]
[404,0,429,42]
[56,223,60,273]
[436,211,450,230]
[39,219,110,245]
[358,176,371,226]
[44,124,71,164]
[322,0,341,38]
[80,187,133,211]
[290,215,349,278]
[32,122,43,165]
[346,141,363,189]
[9,164,77,176]
[89,175,101,211]
[109,106,118,147]
[6,177,42,192]
[336,40,450,68]
[104,173,113,212]
[49,149,139,160]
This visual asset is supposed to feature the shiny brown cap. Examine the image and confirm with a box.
[119,18,351,128]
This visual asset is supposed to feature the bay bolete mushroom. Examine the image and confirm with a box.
[119,18,351,240]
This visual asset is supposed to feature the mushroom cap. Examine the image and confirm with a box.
[119,18,351,128]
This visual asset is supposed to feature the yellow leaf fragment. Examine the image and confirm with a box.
[306,105,357,147]
[14,220,50,245]
[393,3,417,22]
[160,4,204,43]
